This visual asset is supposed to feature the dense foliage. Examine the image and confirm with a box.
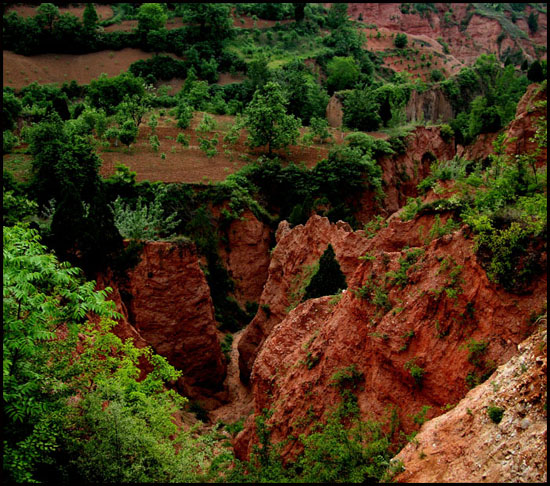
[3,224,218,483]
[303,244,347,300]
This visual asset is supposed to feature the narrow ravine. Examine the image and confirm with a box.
[209,329,254,425]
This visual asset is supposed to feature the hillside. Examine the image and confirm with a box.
[2,3,547,483]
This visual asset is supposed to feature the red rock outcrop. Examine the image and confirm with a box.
[463,82,547,165]
[235,218,547,461]
[237,216,374,382]
[326,94,344,128]
[405,87,454,124]
[98,241,227,398]
[394,322,547,483]
[218,208,272,308]
[343,3,546,66]
[379,126,456,215]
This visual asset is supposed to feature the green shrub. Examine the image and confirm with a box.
[225,417,245,437]
[330,364,364,390]
[439,123,454,142]
[111,185,180,241]
[176,132,190,147]
[487,406,504,423]
[149,134,160,152]
[400,197,423,221]
[462,338,488,367]
[221,333,233,362]
[404,359,425,387]
[386,248,424,288]
[3,130,19,153]
[430,69,444,82]
[394,33,408,48]
[353,276,391,312]
[175,101,193,129]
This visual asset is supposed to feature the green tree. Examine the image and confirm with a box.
[111,186,180,241]
[430,69,444,82]
[527,60,545,83]
[326,56,360,92]
[175,100,194,128]
[310,116,333,143]
[294,3,306,22]
[82,3,99,31]
[87,73,145,115]
[343,87,382,131]
[247,53,272,91]
[527,11,538,32]
[179,3,233,53]
[137,3,167,34]
[116,93,150,128]
[2,89,23,131]
[394,32,408,48]
[327,3,349,28]
[304,244,347,300]
[36,3,59,32]
[118,119,138,148]
[3,224,214,483]
[272,59,330,124]
[244,82,301,156]
[3,130,19,153]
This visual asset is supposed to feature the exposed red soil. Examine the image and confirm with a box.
[362,26,464,82]
[215,208,272,309]
[395,323,547,483]
[234,215,547,462]
[6,3,114,21]
[97,240,227,402]
[103,19,137,33]
[461,83,548,165]
[344,3,547,67]
[237,215,376,382]
[209,328,254,425]
[3,48,159,90]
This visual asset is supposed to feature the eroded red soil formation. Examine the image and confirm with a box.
[234,217,546,462]
[237,215,375,382]
[345,3,547,65]
[463,82,548,165]
[395,322,547,483]
[97,241,227,400]
[216,207,272,308]
[379,125,456,215]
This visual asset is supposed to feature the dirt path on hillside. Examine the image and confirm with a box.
[209,329,254,425]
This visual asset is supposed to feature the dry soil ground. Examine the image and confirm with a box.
[3,48,160,90]
[98,111,346,184]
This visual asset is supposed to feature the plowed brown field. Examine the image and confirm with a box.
[3,49,161,90]
[98,112,342,183]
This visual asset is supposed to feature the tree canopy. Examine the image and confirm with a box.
[243,81,301,155]
[304,244,347,300]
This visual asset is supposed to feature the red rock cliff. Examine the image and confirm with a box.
[218,208,272,308]
[343,3,546,66]
[463,82,547,165]
[237,216,373,382]
[234,215,546,462]
[98,241,227,398]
